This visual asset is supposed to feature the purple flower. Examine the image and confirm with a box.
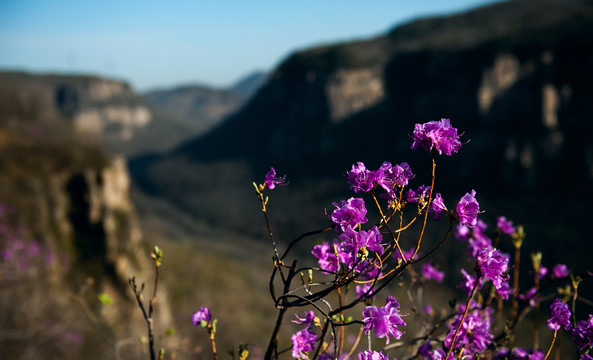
[467,231,493,259]
[411,118,463,156]
[510,348,545,360]
[358,349,390,360]
[347,162,375,193]
[355,260,381,279]
[552,263,569,279]
[459,268,482,296]
[356,282,374,299]
[572,314,593,350]
[418,342,433,357]
[428,349,451,360]
[418,343,451,360]
[547,298,572,331]
[191,306,212,326]
[458,219,493,259]
[455,190,480,228]
[538,265,548,279]
[338,226,384,257]
[477,248,509,290]
[362,296,406,344]
[423,305,435,317]
[445,304,493,356]
[312,242,339,273]
[292,311,315,327]
[518,287,538,307]
[496,216,516,235]
[291,329,317,359]
[496,280,512,300]
[407,185,431,205]
[455,224,471,241]
[361,226,385,254]
[421,262,444,282]
[393,247,415,262]
[373,162,397,196]
[373,162,415,195]
[264,167,287,189]
[330,198,368,232]
[432,193,448,220]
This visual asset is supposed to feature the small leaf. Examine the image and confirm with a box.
[98,292,113,305]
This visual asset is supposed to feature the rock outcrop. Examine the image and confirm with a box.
[0,82,175,359]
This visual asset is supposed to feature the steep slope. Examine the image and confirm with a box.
[129,0,593,266]
[143,71,268,144]
[231,71,268,95]
[0,75,179,359]
[143,85,247,135]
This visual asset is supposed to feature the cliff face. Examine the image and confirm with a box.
[170,0,593,185]
[0,71,233,156]
[129,0,593,262]
[0,72,152,145]
[0,83,175,359]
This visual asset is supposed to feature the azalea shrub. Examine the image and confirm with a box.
[142,119,592,360]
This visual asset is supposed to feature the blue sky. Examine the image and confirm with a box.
[0,0,502,91]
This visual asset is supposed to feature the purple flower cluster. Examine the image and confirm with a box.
[418,342,451,360]
[311,241,343,273]
[362,296,406,345]
[314,195,387,274]
[477,248,510,291]
[496,216,516,235]
[347,161,414,197]
[573,314,593,351]
[546,298,571,332]
[313,227,385,275]
[444,303,494,357]
[330,197,368,232]
[411,118,463,156]
[493,348,544,360]
[358,349,392,360]
[421,263,444,283]
[291,329,317,359]
[406,185,431,205]
[291,312,318,359]
[456,220,492,258]
[191,306,212,327]
[264,167,287,190]
[338,226,384,257]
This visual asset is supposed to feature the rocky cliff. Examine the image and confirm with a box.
[129,0,593,266]
[0,71,226,156]
[0,80,176,359]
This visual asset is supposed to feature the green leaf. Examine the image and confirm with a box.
[98,292,113,305]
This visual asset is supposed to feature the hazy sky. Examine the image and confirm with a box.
[0,0,502,91]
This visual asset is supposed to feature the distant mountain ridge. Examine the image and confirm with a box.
[142,71,267,137]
